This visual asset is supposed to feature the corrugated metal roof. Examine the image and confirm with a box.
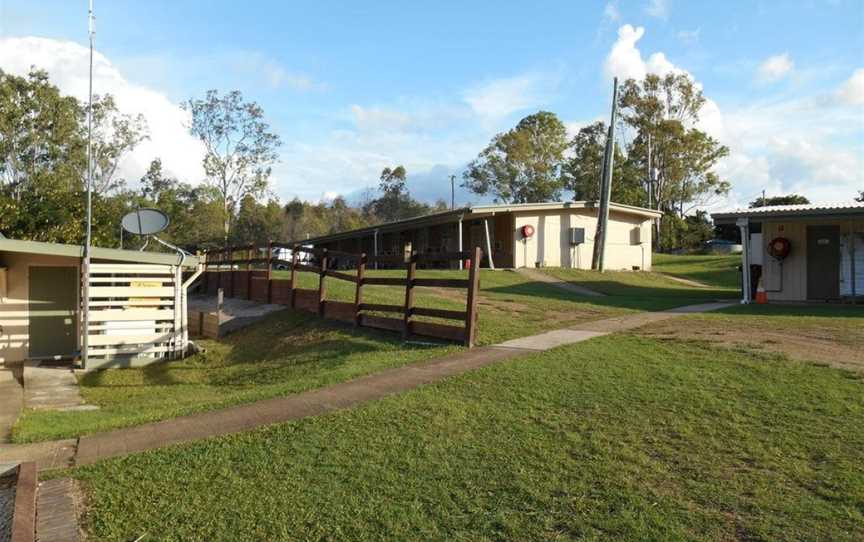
[0,237,200,267]
[712,202,864,223]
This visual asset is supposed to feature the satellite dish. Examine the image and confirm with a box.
[121,208,169,236]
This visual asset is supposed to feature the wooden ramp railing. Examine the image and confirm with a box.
[200,245,482,347]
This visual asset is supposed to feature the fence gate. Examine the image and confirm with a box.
[83,263,184,369]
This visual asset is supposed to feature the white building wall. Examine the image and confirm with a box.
[512,209,653,270]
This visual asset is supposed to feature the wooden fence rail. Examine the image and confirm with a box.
[200,245,482,347]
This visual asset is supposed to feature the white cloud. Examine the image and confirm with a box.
[0,36,206,187]
[603,1,620,22]
[462,74,549,120]
[350,105,414,131]
[604,25,648,81]
[676,28,700,45]
[645,0,669,20]
[757,53,794,83]
[230,52,325,92]
[604,25,686,82]
[837,68,864,106]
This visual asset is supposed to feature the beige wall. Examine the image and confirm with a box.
[761,218,864,301]
[512,209,653,270]
[0,252,80,364]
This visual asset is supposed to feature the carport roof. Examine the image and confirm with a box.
[0,237,200,267]
[711,202,864,224]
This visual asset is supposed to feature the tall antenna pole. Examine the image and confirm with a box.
[82,0,95,369]
[591,77,618,272]
[450,175,456,210]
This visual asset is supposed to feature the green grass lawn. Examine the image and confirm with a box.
[652,253,741,289]
[13,265,740,443]
[67,334,864,541]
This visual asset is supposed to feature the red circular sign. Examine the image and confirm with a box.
[521,224,535,238]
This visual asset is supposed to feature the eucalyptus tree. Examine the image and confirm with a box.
[463,111,569,203]
[184,90,282,243]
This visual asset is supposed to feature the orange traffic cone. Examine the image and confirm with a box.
[755,276,768,304]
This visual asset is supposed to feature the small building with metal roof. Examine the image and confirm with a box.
[0,237,201,369]
[711,202,864,303]
[304,201,662,271]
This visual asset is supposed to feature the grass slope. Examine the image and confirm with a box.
[541,266,737,303]
[652,253,741,289]
[70,335,864,541]
[12,311,455,443]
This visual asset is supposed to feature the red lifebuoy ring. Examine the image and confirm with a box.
[521,224,535,238]
[768,237,791,260]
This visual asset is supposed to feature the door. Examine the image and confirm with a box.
[29,266,78,359]
[807,225,840,300]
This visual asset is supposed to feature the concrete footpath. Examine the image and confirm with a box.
[0,302,733,471]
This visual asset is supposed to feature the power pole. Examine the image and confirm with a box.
[591,77,618,272]
[82,0,95,370]
[450,175,456,210]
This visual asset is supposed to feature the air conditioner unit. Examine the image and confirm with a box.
[569,227,585,245]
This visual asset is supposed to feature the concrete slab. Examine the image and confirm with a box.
[0,371,23,444]
[496,329,609,351]
[36,478,80,542]
[188,294,286,335]
[23,366,92,412]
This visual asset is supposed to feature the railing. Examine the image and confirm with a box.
[200,244,482,347]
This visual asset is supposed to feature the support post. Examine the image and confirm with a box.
[850,224,857,302]
[354,253,366,327]
[483,218,495,270]
[228,247,235,298]
[318,248,328,317]
[464,246,481,347]
[246,246,253,301]
[458,217,464,270]
[266,240,273,304]
[217,288,224,326]
[403,251,417,338]
[737,218,751,304]
[373,230,379,270]
[290,248,299,308]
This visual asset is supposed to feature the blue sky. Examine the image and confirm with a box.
[1,0,862,209]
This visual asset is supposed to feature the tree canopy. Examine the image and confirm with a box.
[749,194,810,208]
[463,111,569,203]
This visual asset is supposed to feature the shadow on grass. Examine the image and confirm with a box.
[484,280,733,312]
[78,310,443,390]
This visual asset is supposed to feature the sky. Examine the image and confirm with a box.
[1,0,862,211]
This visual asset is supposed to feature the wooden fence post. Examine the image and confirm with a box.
[246,246,253,300]
[464,246,481,347]
[318,248,328,317]
[290,247,298,308]
[228,247,236,298]
[354,253,366,327]
[403,251,417,339]
[266,240,273,304]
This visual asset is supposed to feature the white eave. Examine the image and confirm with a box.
[711,202,864,224]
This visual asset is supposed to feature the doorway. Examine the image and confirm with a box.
[28,266,78,359]
[807,225,840,300]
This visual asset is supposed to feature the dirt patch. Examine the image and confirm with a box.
[637,317,864,372]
